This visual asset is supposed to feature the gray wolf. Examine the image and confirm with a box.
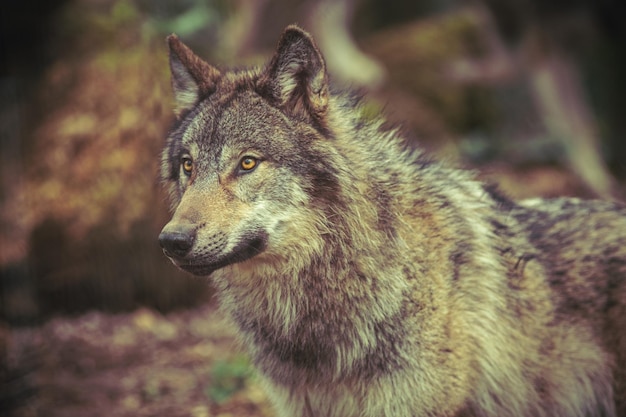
[158,25,626,417]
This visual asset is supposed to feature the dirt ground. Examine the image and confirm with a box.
[2,303,274,417]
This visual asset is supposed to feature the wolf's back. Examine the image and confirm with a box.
[514,198,626,414]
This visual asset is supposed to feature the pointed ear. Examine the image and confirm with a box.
[167,34,221,116]
[258,25,329,121]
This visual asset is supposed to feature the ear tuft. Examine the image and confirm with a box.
[258,25,329,121]
[167,34,221,116]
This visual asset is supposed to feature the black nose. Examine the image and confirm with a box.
[159,225,196,258]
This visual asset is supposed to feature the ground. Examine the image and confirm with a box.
[2,303,273,417]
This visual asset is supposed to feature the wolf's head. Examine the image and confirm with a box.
[159,26,343,276]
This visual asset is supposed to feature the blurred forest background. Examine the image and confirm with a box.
[1,0,625,415]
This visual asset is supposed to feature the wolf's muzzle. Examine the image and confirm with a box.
[158,224,196,259]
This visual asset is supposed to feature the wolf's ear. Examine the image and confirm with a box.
[258,25,329,121]
[167,34,221,116]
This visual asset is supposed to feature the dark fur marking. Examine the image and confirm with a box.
[514,254,535,273]
[450,240,474,282]
[483,183,517,211]
[352,309,410,380]
[247,316,337,378]
[604,257,626,312]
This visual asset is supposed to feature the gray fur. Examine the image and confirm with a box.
[159,25,626,417]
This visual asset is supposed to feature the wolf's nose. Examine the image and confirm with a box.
[159,225,196,258]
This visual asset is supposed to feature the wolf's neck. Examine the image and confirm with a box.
[221,178,410,381]
[227,189,403,320]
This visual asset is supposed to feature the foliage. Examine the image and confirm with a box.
[207,356,254,404]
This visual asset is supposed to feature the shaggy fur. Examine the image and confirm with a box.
[159,26,626,417]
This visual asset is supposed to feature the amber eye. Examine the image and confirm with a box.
[181,157,193,176]
[240,156,258,171]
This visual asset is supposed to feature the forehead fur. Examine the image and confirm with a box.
[213,68,263,98]
[169,87,302,168]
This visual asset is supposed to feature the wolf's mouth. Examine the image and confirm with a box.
[168,234,268,276]
[174,262,221,276]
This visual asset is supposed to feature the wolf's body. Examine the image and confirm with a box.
[159,26,626,417]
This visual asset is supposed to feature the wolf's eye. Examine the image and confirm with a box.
[240,156,258,171]
[181,157,193,176]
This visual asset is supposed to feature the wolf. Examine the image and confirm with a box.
[158,25,626,417]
